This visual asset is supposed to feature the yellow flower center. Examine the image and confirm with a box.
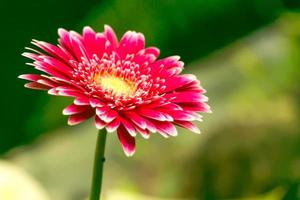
[95,74,135,96]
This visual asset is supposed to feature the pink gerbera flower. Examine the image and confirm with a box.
[19,25,210,156]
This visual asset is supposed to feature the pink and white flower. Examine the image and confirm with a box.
[19,25,211,156]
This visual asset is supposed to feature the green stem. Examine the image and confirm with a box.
[90,129,107,200]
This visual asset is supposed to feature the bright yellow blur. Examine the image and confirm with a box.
[0,160,49,200]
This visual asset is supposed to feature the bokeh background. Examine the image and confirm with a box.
[1,0,300,199]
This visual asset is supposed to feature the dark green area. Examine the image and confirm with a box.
[0,0,100,153]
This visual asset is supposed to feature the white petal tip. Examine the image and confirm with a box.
[96,125,105,130]
[128,132,137,137]
[18,75,25,79]
[67,121,75,126]
[48,89,57,95]
[124,150,135,157]
[171,132,178,137]
[104,24,112,30]
[160,134,169,138]
[106,128,116,133]
[141,134,150,139]
[62,109,69,116]
[58,28,67,34]
[140,133,150,140]
[83,26,92,31]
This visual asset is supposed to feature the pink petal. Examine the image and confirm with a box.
[41,56,72,74]
[104,25,118,50]
[124,111,147,130]
[174,121,201,134]
[83,26,97,58]
[74,97,90,105]
[90,98,105,108]
[117,125,136,157]
[135,126,150,139]
[46,76,73,85]
[152,103,183,111]
[58,28,73,52]
[56,89,85,98]
[175,80,205,92]
[120,117,137,137]
[138,108,167,121]
[106,118,121,133]
[124,113,157,133]
[96,107,110,116]
[164,74,196,92]
[134,47,160,68]
[18,74,41,81]
[150,56,183,76]
[48,88,59,95]
[22,52,41,61]
[98,109,118,123]
[36,79,58,87]
[144,118,157,133]
[95,33,106,58]
[32,61,69,79]
[24,82,50,90]
[68,110,94,126]
[118,31,145,57]
[95,116,106,129]
[163,110,197,121]
[179,102,211,113]
[70,33,89,60]
[63,104,91,115]
[143,47,160,58]
[151,121,178,137]
[167,92,208,103]
[31,40,73,62]
[55,85,81,91]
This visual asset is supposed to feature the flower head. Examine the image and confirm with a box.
[19,25,211,156]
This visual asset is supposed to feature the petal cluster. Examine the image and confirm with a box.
[19,25,211,156]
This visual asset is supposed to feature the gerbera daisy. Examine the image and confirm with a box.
[19,25,210,156]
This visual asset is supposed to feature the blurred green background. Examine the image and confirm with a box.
[1,0,300,199]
